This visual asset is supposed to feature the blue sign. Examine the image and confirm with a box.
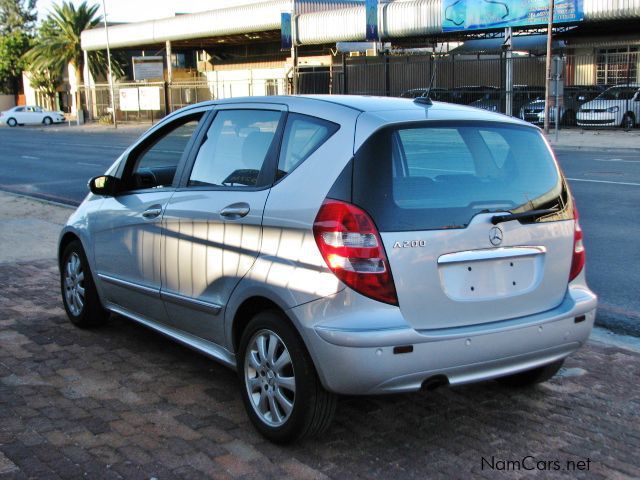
[281,12,292,50]
[365,0,378,41]
[442,0,583,32]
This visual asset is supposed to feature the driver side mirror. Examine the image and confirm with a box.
[88,175,121,196]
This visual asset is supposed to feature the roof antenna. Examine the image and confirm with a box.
[414,41,442,106]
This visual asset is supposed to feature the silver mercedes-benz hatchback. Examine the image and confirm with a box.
[59,95,597,443]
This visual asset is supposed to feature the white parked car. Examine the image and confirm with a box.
[577,85,640,128]
[0,105,66,127]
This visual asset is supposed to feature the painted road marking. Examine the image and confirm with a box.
[567,178,640,187]
[594,158,640,163]
[21,155,39,160]
[77,162,101,167]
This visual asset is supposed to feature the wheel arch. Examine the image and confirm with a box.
[231,296,291,354]
[58,231,82,267]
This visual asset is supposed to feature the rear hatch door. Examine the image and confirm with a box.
[353,121,575,330]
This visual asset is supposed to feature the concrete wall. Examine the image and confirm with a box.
[0,95,15,111]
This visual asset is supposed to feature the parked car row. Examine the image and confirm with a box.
[401,84,640,128]
[0,106,66,127]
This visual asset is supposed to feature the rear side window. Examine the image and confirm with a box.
[354,122,565,231]
[277,113,339,180]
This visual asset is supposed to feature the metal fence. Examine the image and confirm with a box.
[297,50,640,128]
[83,50,639,129]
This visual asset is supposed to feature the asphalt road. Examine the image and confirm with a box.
[0,124,639,335]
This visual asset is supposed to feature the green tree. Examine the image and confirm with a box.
[0,0,36,35]
[0,0,36,94]
[25,1,122,115]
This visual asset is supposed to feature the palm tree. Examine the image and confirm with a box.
[25,1,121,117]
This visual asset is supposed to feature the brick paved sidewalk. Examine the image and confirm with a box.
[0,260,639,480]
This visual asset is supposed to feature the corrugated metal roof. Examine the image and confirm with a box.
[583,0,640,21]
[81,1,363,50]
[82,0,640,51]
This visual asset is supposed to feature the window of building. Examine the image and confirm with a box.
[596,47,639,85]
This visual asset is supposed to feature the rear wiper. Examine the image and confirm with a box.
[491,208,559,225]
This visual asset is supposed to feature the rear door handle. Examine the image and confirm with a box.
[142,206,162,219]
[220,202,250,219]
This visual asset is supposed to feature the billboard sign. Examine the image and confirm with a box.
[138,87,161,111]
[132,56,164,81]
[281,12,292,50]
[365,0,378,42]
[119,88,139,112]
[442,0,584,32]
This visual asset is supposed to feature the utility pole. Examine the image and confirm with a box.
[543,0,555,134]
[101,0,117,128]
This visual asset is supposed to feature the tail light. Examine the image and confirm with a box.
[313,199,398,305]
[569,205,586,282]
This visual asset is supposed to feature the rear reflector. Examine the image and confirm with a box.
[313,199,398,305]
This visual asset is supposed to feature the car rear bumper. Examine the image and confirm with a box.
[292,286,596,395]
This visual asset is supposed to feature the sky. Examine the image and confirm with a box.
[36,0,262,23]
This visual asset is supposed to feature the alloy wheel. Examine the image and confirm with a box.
[244,329,296,427]
[64,252,85,316]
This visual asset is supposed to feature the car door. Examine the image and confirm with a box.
[159,104,286,343]
[91,109,207,322]
[23,107,38,124]
[12,107,26,123]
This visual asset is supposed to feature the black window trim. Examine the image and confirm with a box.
[176,107,288,192]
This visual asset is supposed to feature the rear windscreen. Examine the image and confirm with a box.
[353,122,564,232]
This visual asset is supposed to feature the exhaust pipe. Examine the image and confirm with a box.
[421,375,449,391]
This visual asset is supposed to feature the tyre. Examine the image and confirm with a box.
[496,359,564,388]
[622,113,635,130]
[7,118,17,127]
[60,240,109,328]
[238,311,337,443]
[562,109,576,127]
[43,116,53,125]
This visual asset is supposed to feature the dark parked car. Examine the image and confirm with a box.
[470,85,545,115]
[521,85,605,126]
[400,88,449,101]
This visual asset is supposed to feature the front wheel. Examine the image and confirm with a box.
[43,116,53,125]
[622,113,635,130]
[238,311,336,443]
[496,359,564,388]
[60,240,109,328]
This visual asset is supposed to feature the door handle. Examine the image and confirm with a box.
[220,202,250,219]
[142,207,162,219]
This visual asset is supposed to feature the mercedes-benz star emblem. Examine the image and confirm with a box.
[489,226,503,246]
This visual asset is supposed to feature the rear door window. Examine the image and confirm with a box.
[188,109,282,188]
[354,122,564,231]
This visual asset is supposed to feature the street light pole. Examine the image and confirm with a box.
[543,0,555,134]
[101,0,117,128]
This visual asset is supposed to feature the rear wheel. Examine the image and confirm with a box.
[496,359,564,388]
[563,109,576,126]
[43,116,53,125]
[622,113,635,130]
[7,118,17,127]
[238,311,336,443]
[60,240,109,328]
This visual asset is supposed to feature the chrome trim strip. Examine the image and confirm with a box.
[161,290,222,316]
[106,304,236,369]
[437,246,547,265]
[98,273,160,298]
